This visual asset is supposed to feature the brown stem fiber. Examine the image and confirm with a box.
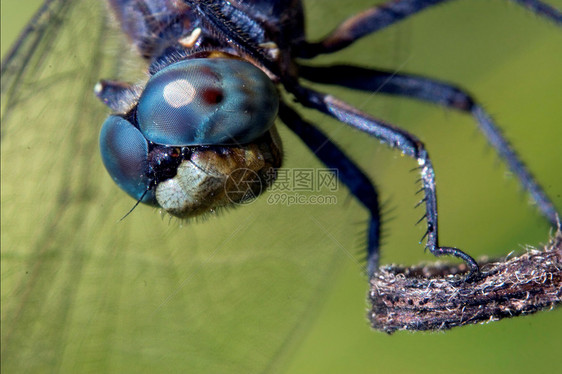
[369,232,562,334]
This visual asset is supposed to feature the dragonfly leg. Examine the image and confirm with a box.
[511,0,562,22]
[297,0,449,58]
[297,0,561,58]
[278,101,382,276]
[298,64,560,226]
[94,80,140,114]
[287,83,480,278]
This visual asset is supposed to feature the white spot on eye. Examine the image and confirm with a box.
[163,79,196,108]
[94,82,103,94]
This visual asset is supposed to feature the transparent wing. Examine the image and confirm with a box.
[0,1,361,372]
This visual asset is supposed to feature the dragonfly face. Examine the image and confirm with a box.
[98,57,281,216]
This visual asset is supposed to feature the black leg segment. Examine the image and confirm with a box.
[297,0,449,58]
[512,0,562,22]
[279,101,382,275]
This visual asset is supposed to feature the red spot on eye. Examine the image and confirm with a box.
[201,87,224,105]
[198,66,220,80]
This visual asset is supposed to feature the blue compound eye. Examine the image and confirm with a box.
[99,116,156,204]
[137,58,278,146]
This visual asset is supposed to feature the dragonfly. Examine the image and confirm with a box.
[1,1,561,373]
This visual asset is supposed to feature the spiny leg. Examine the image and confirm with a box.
[286,83,479,277]
[298,64,560,226]
[297,0,561,58]
[278,101,382,276]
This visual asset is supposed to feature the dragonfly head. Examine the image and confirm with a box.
[98,57,282,218]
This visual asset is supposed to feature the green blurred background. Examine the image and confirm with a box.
[2,1,561,373]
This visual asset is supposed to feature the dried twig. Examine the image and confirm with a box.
[369,232,562,334]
